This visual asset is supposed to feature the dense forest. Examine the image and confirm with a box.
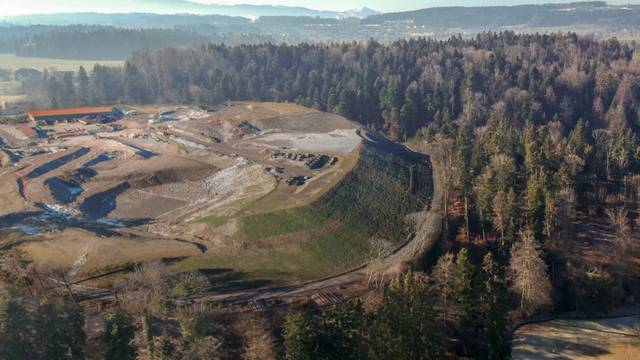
[8,31,640,358]
[0,25,274,60]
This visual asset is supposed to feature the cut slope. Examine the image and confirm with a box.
[175,132,433,284]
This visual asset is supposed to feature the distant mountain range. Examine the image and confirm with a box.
[2,0,379,20]
[3,1,640,31]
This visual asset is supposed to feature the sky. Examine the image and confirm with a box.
[193,0,640,12]
[2,0,640,15]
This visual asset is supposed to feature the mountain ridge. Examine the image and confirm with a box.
[2,0,380,19]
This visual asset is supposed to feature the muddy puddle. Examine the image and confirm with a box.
[4,178,147,236]
[0,203,150,237]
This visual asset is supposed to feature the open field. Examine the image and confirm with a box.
[0,54,124,71]
[513,315,640,359]
[0,102,433,289]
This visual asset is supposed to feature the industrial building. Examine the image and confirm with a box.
[27,107,115,124]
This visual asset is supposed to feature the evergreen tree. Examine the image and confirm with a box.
[567,119,593,161]
[318,301,366,360]
[283,312,319,360]
[400,82,420,137]
[454,248,477,355]
[102,310,137,360]
[480,253,510,359]
[456,125,474,241]
[0,291,33,360]
[61,72,77,107]
[368,272,444,360]
[34,302,85,360]
[141,312,155,360]
[77,66,89,105]
[526,172,546,239]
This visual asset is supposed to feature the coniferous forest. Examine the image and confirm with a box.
[4,31,640,358]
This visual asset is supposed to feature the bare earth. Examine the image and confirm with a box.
[513,315,640,359]
[1,102,367,282]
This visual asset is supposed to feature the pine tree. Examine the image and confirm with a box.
[368,272,444,360]
[400,82,420,137]
[34,302,85,360]
[480,253,510,359]
[568,119,593,161]
[455,248,477,355]
[493,188,518,247]
[0,291,33,360]
[318,301,365,360]
[77,66,90,105]
[141,312,155,360]
[61,72,77,107]
[526,172,546,239]
[283,312,319,360]
[456,125,474,241]
[102,310,137,360]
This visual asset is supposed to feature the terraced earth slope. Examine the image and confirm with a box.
[0,102,433,288]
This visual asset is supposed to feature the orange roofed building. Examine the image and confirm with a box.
[27,106,114,123]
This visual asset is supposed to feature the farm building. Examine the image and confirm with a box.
[27,106,115,124]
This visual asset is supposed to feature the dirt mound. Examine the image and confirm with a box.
[129,165,217,189]
[252,129,361,154]
[249,111,358,133]
[210,102,310,124]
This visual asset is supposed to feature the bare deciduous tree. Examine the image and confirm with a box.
[508,229,552,314]
[606,207,633,257]
[118,260,169,314]
[432,135,454,223]
[430,253,456,326]
[241,316,277,360]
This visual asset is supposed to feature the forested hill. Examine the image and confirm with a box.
[0,26,274,60]
[39,33,639,143]
[11,31,640,357]
[0,13,251,28]
[363,2,640,28]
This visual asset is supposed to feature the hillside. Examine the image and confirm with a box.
[364,1,640,28]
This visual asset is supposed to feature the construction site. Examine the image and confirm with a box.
[0,101,434,293]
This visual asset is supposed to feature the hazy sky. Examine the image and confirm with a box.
[2,0,640,15]
[195,0,640,12]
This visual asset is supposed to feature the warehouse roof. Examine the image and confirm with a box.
[27,106,113,118]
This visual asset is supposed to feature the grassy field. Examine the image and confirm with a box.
[174,137,433,287]
[0,54,123,71]
[240,207,330,241]
[173,221,370,287]
[199,215,228,229]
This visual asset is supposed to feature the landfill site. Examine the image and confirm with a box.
[0,100,435,291]
[0,102,371,274]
